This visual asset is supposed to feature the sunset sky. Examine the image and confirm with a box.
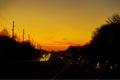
[0,0,120,51]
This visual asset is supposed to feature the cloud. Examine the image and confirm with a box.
[53,40,81,46]
[63,38,68,40]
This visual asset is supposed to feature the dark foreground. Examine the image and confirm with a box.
[0,60,120,79]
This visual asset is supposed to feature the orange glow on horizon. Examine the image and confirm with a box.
[0,0,120,51]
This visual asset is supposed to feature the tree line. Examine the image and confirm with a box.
[60,14,120,71]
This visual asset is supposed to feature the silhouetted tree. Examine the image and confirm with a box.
[91,14,120,44]
[90,14,120,67]
[0,28,10,37]
[106,14,120,24]
[0,29,36,61]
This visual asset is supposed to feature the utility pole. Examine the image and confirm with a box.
[32,38,34,46]
[12,21,15,39]
[37,43,39,49]
[23,29,25,44]
[34,41,36,48]
[39,44,41,50]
